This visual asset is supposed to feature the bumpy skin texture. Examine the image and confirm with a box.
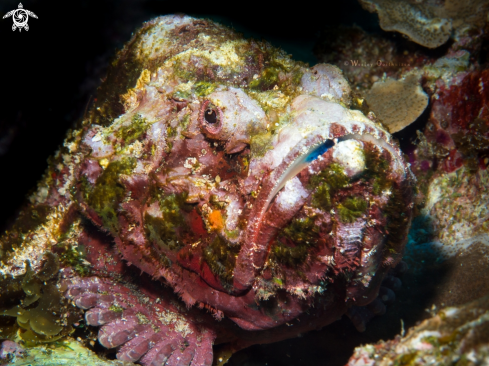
[0,15,414,365]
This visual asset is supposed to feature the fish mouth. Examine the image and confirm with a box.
[265,132,407,212]
[231,125,410,294]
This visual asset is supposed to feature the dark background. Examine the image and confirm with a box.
[0,1,396,365]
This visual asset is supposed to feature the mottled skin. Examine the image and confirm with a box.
[0,15,414,365]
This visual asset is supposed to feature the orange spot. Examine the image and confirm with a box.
[208,210,224,231]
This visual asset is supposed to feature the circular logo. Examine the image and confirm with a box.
[12,9,28,28]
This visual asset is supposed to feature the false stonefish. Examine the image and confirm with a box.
[0,14,415,366]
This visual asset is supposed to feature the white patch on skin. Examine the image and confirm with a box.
[30,186,49,204]
[146,201,163,218]
[441,307,459,318]
[275,176,309,212]
[396,330,441,353]
[84,128,114,159]
[136,15,196,61]
[91,133,102,142]
[171,40,247,68]
[183,157,204,173]
[332,140,366,178]
[207,41,242,66]
[125,140,144,159]
[225,199,241,230]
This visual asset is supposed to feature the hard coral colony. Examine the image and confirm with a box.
[0,15,414,365]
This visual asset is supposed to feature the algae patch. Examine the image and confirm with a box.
[203,235,240,284]
[337,197,368,223]
[272,216,320,267]
[115,114,150,145]
[310,163,349,209]
[83,158,136,233]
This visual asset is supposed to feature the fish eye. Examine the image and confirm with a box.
[205,108,218,124]
[199,100,222,134]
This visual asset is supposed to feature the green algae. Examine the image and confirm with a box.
[84,158,136,233]
[271,242,309,268]
[194,81,216,97]
[271,216,319,267]
[172,89,191,100]
[109,304,123,313]
[291,68,304,85]
[250,130,274,157]
[249,57,303,93]
[144,215,179,253]
[179,113,191,134]
[249,67,281,90]
[362,147,408,253]
[283,216,319,245]
[115,114,149,144]
[393,351,419,366]
[272,277,283,286]
[363,148,392,195]
[337,197,368,223]
[310,163,349,209]
[57,242,90,276]
[166,126,178,139]
[203,235,240,284]
[173,56,215,83]
[224,228,240,239]
[158,193,188,223]
[144,193,188,255]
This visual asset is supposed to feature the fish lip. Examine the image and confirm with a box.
[231,132,336,294]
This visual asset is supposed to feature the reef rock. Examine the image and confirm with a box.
[347,295,489,366]
[358,0,489,48]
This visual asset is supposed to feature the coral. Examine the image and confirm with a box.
[359,0,452,48]
[424,69,489,172]
[408,68,489,187]
[347,295,489,365]
[366,74,429,133]
[421,166,489,251]
[358,0,489,48]
[0,15,415,364]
